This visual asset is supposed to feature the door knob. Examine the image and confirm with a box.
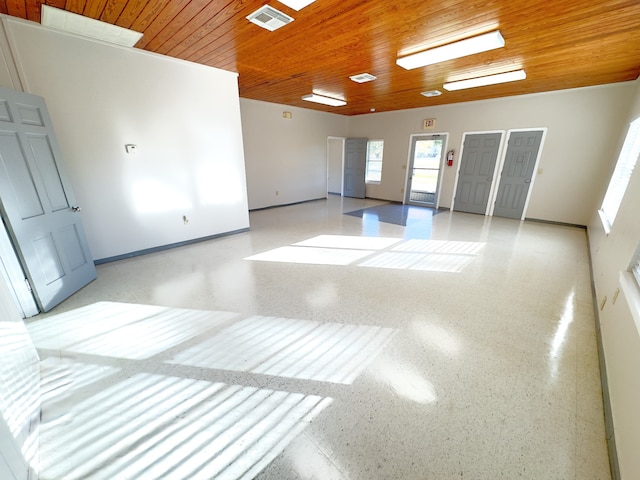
[71,206,81,212]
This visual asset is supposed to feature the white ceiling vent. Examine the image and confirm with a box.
[247,5,294,31]
[350,73,377,83]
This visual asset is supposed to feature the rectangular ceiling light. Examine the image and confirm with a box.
[41,5,143,47]
[397,30,505,70]
[443,69,526,91]
[302,94,347,107]
[278,0,316,11]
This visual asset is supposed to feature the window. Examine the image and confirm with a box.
[366,140,384,183]
[599,117,640,233]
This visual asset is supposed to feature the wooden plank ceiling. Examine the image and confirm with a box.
[1,0,639,115]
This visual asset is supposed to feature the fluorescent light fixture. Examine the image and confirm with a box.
[443,69,526,91]
[278,0,316,10]
[41,5,143,47]
[397,30,505,70]
[302,94,346,107]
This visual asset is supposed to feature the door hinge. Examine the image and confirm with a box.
[25,278,32,292]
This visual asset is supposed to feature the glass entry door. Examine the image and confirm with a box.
[405,135,445,207]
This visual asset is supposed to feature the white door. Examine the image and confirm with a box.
[0,86,96,312]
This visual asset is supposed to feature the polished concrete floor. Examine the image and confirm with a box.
[27,196,611,479]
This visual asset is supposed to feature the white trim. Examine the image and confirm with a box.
[488,127,548,219]
[619,271,640,338]
[403,132,449,208]
[450,130,506,213]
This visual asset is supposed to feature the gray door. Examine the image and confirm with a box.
[493,131,543,219]
[0,86,96,312]
[343,138,367,198]
[454,133,502,215]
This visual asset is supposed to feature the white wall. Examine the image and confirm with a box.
[588,77,640,480]
[349,83,634,225]
[0,274,40,479]
[0,16,249,261]
[240,98,348,210]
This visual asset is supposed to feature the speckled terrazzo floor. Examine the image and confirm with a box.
[27,196,611,479]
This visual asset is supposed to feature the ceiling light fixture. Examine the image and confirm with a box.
[41,5,143,47]
[302,93,347,107]
[278,0,316,11]
[443,69,526,91]
[421,90,442,97]
[396,30,505,70]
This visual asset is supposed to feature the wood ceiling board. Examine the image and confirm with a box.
[6,0,27,18]
[9,0,640,115]
[126,0,172,32]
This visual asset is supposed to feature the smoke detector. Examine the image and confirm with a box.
[246,5,294,31]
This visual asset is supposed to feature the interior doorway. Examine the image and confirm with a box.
[405,134,447,207]
[327,137,345,195]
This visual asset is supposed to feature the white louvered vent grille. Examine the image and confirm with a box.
[247,5,294,31]
[350,73,377,83]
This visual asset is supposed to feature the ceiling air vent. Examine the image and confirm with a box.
[247,5,294,31]
[421,90,442,97]
[350,73,377,83]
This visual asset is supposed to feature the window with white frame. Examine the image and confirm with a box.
[599,116,640,234]
[366,140,384,183]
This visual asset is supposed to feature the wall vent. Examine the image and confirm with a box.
[349,73,377,83]
[246,5,294,31]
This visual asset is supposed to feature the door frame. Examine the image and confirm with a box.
[451,130,506,215]
[403,132,448,208]
[488,127,548,219]
[326,136,345,196]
